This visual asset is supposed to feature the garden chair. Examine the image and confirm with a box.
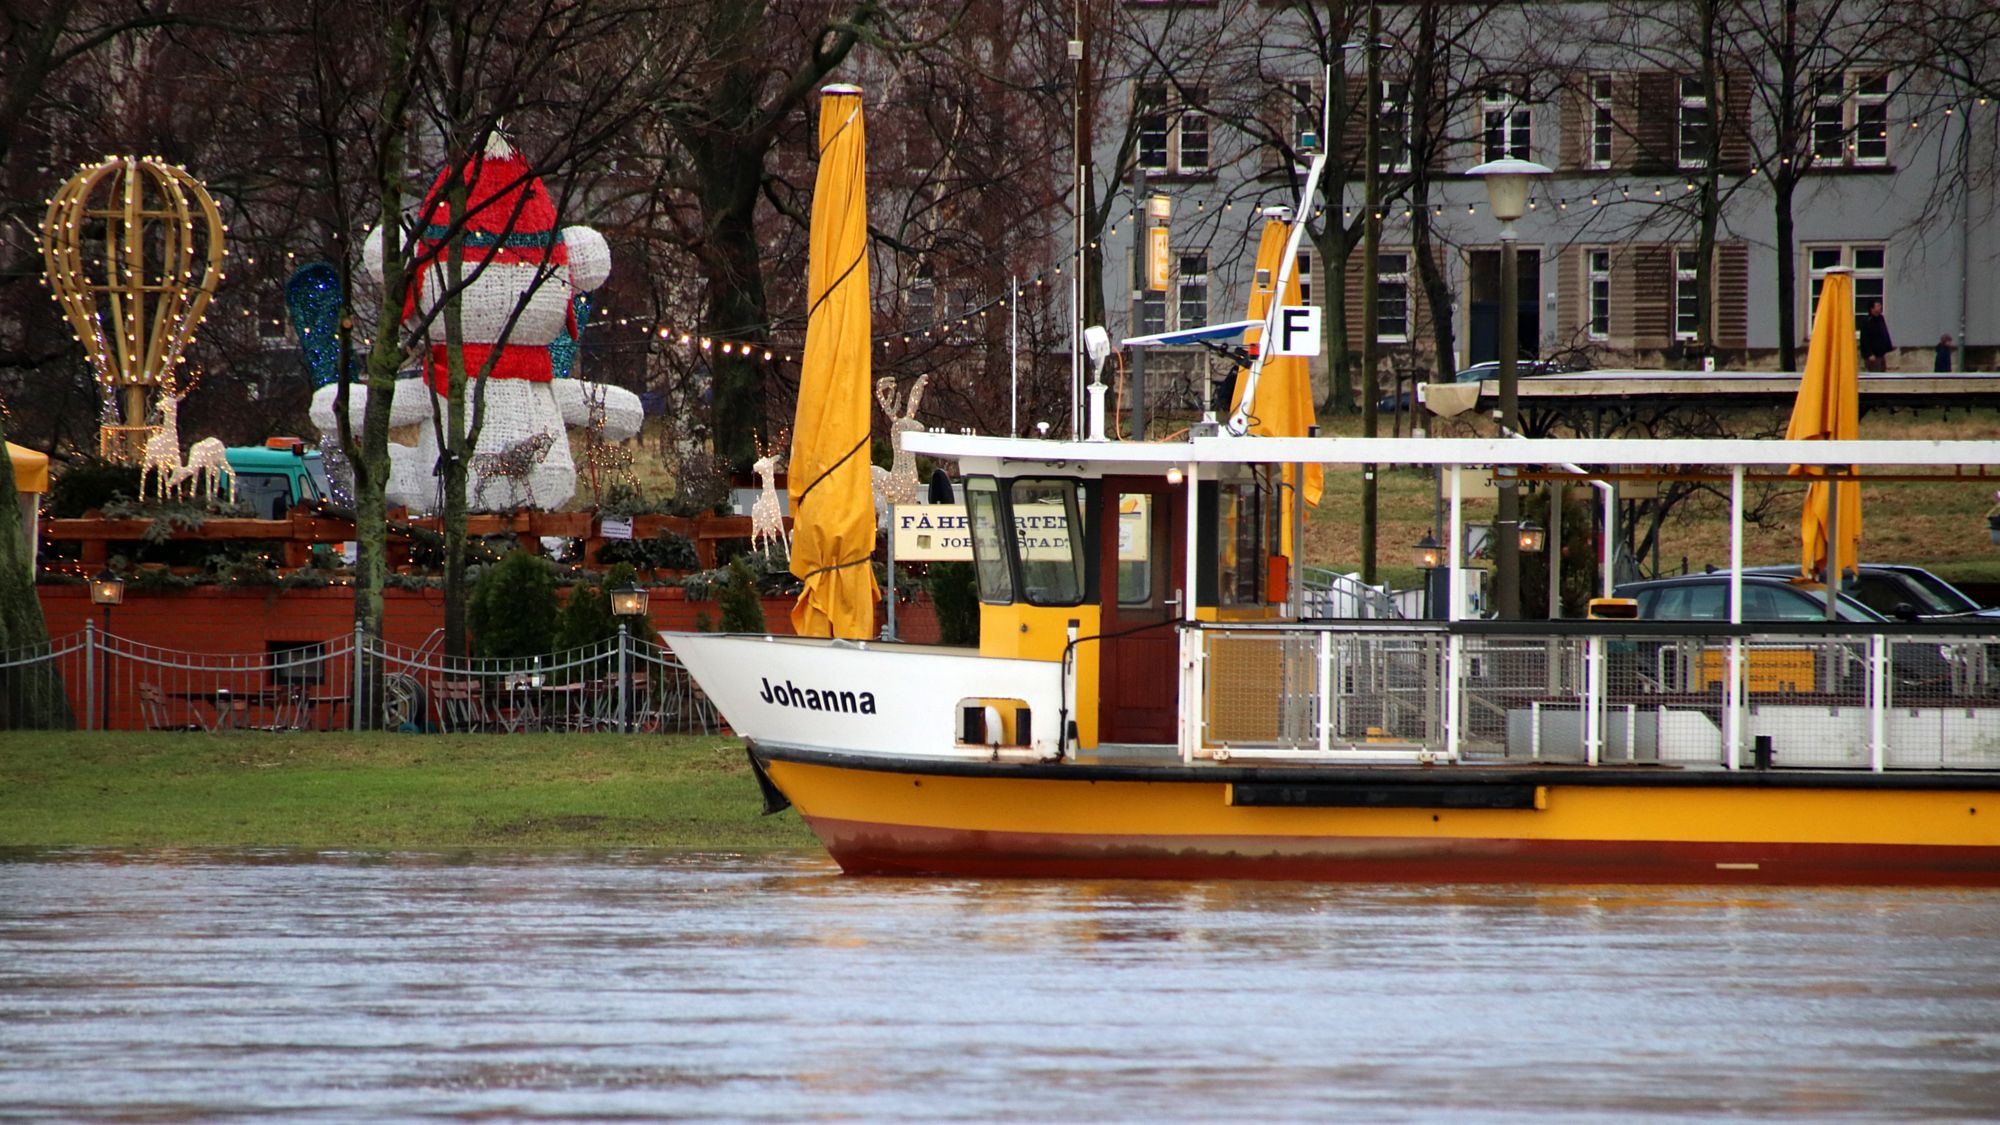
[435,679,492,732]
[137,683,202,731]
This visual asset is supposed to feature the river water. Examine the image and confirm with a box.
[2,850,1998,1123]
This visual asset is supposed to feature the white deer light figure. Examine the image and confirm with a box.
[139,388,183,502]
[750,450,789,557]
[168,437,235,503]
[870,374,928,523]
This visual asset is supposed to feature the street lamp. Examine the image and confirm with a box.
[90,569,124,730]
[1467,156,1552,620]
[611,583,650,733]
[1517,521,1547,554]
[1412,533,1445,619]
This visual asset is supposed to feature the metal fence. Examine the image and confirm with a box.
[1192,622,2000,770]
[0,626,719,734]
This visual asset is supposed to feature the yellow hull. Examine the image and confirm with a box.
[754,746,2000,885]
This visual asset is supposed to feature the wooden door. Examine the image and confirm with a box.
[1098,477,1186,744]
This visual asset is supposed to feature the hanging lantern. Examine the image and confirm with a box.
[40,156,226,462]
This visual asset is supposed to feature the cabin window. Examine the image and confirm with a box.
[965,477,1015,604]
[1009,478,1085,606]
[1215,466,1278,607]
[1116,492,1155,605]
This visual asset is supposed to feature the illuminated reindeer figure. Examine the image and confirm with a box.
[169,437,235,503]
[138,384,184,501]
[870,374,928,523]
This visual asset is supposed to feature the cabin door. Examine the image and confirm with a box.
[1098,477,1186,744]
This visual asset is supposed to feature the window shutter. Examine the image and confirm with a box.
[1556,249,1581,338]
[1631,244,1672,344]
[1630,72,1676,174]
[1720,71,1752,171]
[1558,79,1584,170]
[1716,242,1749,347]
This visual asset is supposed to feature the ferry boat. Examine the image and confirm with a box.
[667,427,2000,886]
[667,128,2000,885]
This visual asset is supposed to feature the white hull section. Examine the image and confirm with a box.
[662,633,1065,760]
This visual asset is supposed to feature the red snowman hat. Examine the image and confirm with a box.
[410,133,574,389]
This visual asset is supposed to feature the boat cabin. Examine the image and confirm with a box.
[956,447,1306,751]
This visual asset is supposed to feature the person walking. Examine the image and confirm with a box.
[1935,333,1956,373]
[1859,300,1893,372]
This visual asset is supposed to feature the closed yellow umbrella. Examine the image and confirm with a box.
[789,85,881,638]
[1785,266,1861,581]
[6,443,48,495]
[1228,214,1322,557]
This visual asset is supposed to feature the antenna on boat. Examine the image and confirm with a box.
[1226,151,1328,437]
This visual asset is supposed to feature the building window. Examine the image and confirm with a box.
[1588,249,1611,339]
[1812,72,1846,161]
[1140,289,1167,336]
[1179,88,1210,171]
[1678,76,1710,169]
[1483,88,1532,162]
[1807,244,1887,325]
[1376,252,1409,343]
[1380,80,1411,173]
[1136,84,1208,174]
[1292,80,1320,152]
[1854,74,1888,164]
[1177,253,1208,329]
[910,267,935,319]
[1589,76,1614,168]
[1674,249,1701,340]
[1816,71,1890,166]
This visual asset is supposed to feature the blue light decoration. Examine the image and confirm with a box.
[285,262,346,388]
[549,291,594,379]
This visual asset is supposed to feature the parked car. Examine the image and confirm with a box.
[1614,573,1883,623]
[1376,360,1573,414]
[1742,563,1999,622]
[224,438,333,519]
[1613,573,1986,694]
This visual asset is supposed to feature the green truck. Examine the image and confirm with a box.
[223,438,334,518]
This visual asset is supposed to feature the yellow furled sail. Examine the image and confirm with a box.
[1785,268,1861,580]
[789,85,882,638]
[1228,216,1323,556]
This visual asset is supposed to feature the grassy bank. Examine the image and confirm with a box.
[0,732,816,851]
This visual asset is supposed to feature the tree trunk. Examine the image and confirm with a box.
[0,427,72,729]
[345,8,420,724]
[1774,174,1798,371]
[441,176,472,661]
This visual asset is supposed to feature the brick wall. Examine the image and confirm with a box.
[39,586,939,654]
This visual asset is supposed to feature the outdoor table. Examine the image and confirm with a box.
[169,688,282,732]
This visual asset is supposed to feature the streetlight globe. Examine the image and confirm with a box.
[1412,533,1444,570]
[1466,157,1553,223]
[90,569,126,607]
[611,583,650,618]
[1518,521,1547,554]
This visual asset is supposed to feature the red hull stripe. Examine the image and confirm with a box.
[803,815,2000,886]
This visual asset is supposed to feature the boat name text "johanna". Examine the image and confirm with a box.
[757,677,879,715]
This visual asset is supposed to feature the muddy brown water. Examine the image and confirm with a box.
[3,850,1998,1122]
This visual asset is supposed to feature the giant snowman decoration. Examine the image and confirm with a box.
[310,136,642,512]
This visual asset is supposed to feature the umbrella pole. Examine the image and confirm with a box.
[1824,478,1840,620]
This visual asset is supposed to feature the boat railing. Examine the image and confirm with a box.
[1185,620,2000,771]
[1298,566,1402,620]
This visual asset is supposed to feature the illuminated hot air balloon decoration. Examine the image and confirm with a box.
[40,156,225,462]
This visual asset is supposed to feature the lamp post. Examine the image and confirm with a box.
[89,569,124,730]
[1412,533,1444,619]
[611,583,650,732]
[1467,156,1552,619]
